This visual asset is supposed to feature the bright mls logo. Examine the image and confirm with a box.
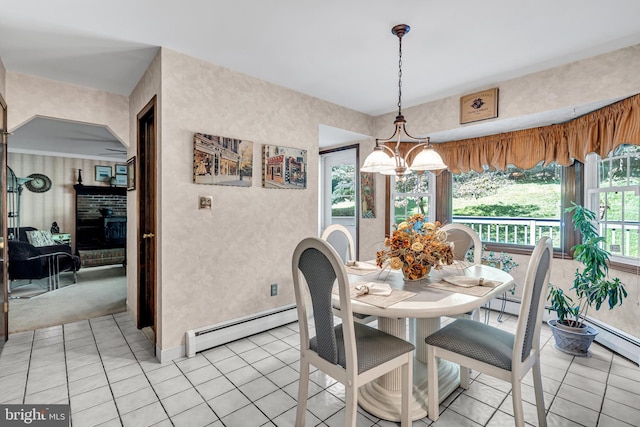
[0,405,69,426]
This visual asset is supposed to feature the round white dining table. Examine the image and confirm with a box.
[336,263,515,422]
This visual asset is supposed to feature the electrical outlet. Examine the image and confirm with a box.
[270,283,278,296]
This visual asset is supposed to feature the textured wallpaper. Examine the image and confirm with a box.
[6,72,129,145]
[373,44,640,139]
[156,48,372,350]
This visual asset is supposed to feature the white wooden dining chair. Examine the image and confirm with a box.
[320,224,355,264]
[320,224,376,324]
[441,223,482,265]
[441,223,484,322]
[292,237,415,426]
[425,237,552,427]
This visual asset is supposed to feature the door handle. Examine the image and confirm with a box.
[143,233,155,239]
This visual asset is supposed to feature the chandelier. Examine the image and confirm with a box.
[361,24,446,179]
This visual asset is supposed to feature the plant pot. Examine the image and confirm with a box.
[548,319,598,357]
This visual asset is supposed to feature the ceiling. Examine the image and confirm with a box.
[8,117,127,162]
[2,0,640,154]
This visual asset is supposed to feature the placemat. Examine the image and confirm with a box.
[428,280,497,297]
[333,282,416,308]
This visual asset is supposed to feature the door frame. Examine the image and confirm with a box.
[136,96,157,333]
[0,93,7,343]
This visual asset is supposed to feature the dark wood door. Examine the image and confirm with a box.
[137,97,157,335]
[1,94,8,345]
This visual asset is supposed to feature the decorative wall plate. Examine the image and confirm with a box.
[25,173,52,193]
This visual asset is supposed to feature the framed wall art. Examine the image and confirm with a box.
[126,156,136,191]
[460,87,498,124]
[115,174,127,186]
[115,163,127,175]
[193,133,253,187]
[262,144,307,189]
[95,165,112,182]
[360,172,375,218]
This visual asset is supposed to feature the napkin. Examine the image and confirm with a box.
[353,282,392,296]
[442,276,502,288]
[346,261,379,271]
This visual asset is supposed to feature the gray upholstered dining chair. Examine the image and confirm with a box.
[425,237,552,427]
[292,237,415,426]
[320,223,355,264]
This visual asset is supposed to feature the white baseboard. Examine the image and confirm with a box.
[157,343,184,363]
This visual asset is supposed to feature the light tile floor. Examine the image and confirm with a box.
[0,310,639,427]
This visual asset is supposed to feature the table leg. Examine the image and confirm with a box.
[357,317,460,422]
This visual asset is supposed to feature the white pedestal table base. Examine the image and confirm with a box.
[357,317,460,422]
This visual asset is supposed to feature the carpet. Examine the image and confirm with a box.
[8,265,127,333]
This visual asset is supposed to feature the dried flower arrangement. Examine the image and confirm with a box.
[376,214,455,280]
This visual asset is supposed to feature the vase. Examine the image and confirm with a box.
[402,264,431,281]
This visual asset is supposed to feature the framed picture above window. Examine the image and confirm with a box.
[95,165,112,182]
[460,88,499,124]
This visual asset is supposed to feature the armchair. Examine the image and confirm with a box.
[8,228,81,293]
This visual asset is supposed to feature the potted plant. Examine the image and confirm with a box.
[547,203,627,356]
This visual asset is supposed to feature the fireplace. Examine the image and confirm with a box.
[74,184,127,251]
[104,216,127,245]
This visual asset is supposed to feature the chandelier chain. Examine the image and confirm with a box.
[361,24,447,178]
[397,34,403,116]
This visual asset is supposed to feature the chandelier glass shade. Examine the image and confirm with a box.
[361,24,447,179]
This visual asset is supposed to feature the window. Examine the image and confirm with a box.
[391,171,436,226]
[451,162,563,248]
[331,163,356,218]
[585,145,640,265]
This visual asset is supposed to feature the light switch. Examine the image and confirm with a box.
[199,196,212,209]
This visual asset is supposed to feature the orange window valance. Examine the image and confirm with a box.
[433,93,640,174]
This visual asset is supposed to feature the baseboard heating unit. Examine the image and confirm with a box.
[185,304,298,358]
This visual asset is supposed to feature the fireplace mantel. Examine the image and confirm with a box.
[74,184,126,196]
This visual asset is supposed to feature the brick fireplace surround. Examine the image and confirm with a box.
[74,185,127,267]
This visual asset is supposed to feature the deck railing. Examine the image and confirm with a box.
[452,216,639,258]
[452,216,561,247]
